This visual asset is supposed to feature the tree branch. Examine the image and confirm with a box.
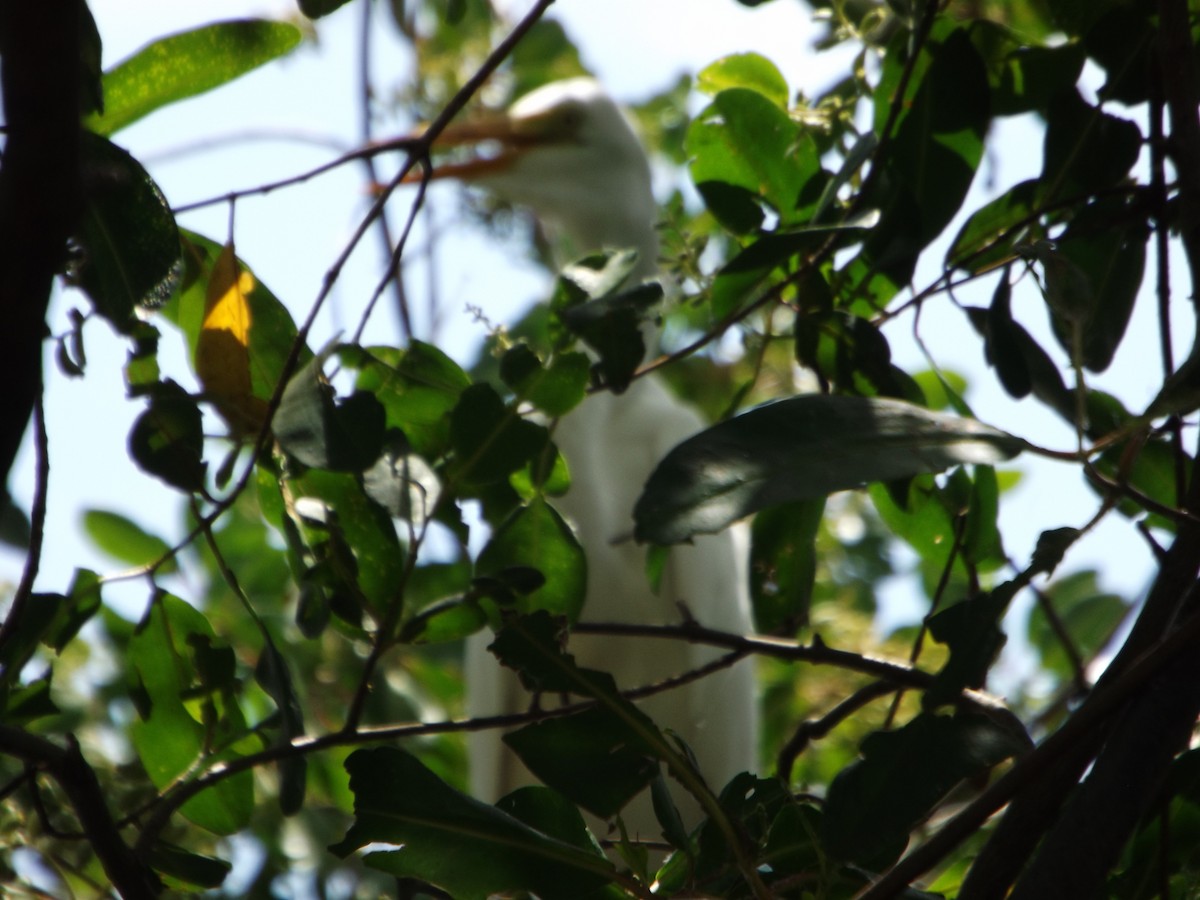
[0,727,161,897]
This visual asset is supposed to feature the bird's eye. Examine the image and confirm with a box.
[558,105,584,132]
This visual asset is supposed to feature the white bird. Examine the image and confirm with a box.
[423,78,758,838]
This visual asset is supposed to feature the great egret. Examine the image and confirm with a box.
[423,78,758,838]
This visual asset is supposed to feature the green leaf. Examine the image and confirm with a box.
[449,384,550,488]
[1040,208,1147,373]
[946,179,1044,273]
[750,498,825,632]
[496,787,607,856]
[129,380,207,492]
[501,345,590,417]
[146,842,232,890]
[965,303,1075,423]
[0,493,32,550]
[0,595,63,689]
[634,395,1024,545]
[969,22,1085,116]
[75,133,181,332]
[506,707,660,819]
[794,311,903,398]
[87,19,303,136]
[45,568,103,653]
[962,464,1005,569]
[550,253,664,393]
[1028,571,1128,680]
[687,87,821,231]
[254,638,307,816]
[289,468,405,619]
[82,509,176,574]
[298,0,355,18]
[696,52,790,108]
[340,341,471,457]
[926,589,1010,706]
[760,803,826,883]
[165,231,307,409]
[3,675,59,724]
[486,614,672,816]
[275,347,386,472]
[331,747,615,900]
[822,712,1030,867]
[869,475,959,572]
[1085,4,1157,105]
[477,499,587,621]
[362,432,442,529]
[129,593,254,834]
[399,596,488,644]
[1042,90,1141,196]
[870,25,989,266]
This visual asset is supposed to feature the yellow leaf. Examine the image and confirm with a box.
[196,241,269,434]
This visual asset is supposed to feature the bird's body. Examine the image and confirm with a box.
[431,78,758,837]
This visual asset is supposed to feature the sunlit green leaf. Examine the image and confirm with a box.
[341,341,471,457]
[82,508,176,573]
[88,19,303,135]
[165,231,307,410]
[129,592,254,833]
[697,52,790,107]
[687,87,820,230]
[477,499,586,621]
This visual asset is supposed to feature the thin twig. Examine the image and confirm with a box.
[355,0,413,342]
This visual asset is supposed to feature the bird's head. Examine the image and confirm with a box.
[422,78,659,277]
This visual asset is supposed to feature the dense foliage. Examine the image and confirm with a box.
[2,0,1200,897]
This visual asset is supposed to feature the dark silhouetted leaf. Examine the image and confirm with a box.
[750,498,824,632]
[146,842,232,890]
[75,133,181,332]
[255,638,307,816]
[1042,90,1141,195]
[553,257,663,393]
[330,747,614,899]
[947,179,1044,274]
[926,589,1011,706]
[276,348,386,472]
[129,380,207,492]
[822,712,1030,866]
[506,707,659,818]
[449,383,550,487]
[634,395,1023,545]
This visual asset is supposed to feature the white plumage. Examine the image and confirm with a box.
[430,78,758,838]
